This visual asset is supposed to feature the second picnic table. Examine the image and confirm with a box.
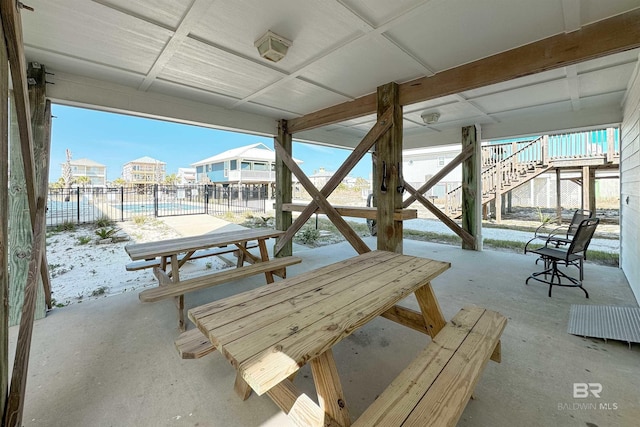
[125,228,301,330]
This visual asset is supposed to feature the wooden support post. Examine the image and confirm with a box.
[556,168,562,224]
[1,14,9,421]
[275,120,293,257]
[375,82,403,253]
[581,166,590,212]
[310,349,351,427]
[28,63,49,317]
[461,126,480,250]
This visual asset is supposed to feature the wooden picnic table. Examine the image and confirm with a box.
[126,228,301,330]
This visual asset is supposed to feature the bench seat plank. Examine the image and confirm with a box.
[126,243,258,271]
[353,306,506,427]
[174,328,216,359]
[139,256,302,303]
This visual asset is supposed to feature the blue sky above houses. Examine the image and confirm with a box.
[49,104,372,183]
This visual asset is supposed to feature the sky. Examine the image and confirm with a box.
[49,104,372,183]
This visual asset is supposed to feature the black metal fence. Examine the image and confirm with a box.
[46,184,268,227]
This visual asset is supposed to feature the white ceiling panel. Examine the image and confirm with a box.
[189,0,365,71]
[491,100,574,121]
[234,102,299,121]
[579,91,629,109]
[300,36,425,98]
[23,0,171,74]
[581,0,640,25]
[159,39,284,99]
[472,79,570,114]
[149,80,238,109]
[575,49,640,73]
[405,100,490,124]
[251,78,351,115]
[24,48,145,89]
[579,62,638,97]
[95,0,193,29]
[340,0,426,27]
[461,68,568,99]
[386,0,565,72]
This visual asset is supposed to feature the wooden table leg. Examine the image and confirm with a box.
[310,349,351,427]
[258,239,275,284]
[234,372,252,401]
[236,242,247,268]
[415,282,446,338]
[170,254,185,331]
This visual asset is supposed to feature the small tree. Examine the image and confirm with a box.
[62,149,74,201]
[111,177,126,187]
[164,173,179,185]
[75,176,91,187]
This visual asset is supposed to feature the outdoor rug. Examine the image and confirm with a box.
[568,305,640,347]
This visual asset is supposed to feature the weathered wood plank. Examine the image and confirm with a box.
[28,64,50,316]
[461,126,479,250]
[275,120,293,257]
[5,195,47,427]
[174,328,216,359]
[352,307,486,426]
[191,251,396,330]
[288,10,640,133]
[234,373,252,401]
[140,256,302,303]
[375,82,403,253]
[310,349,351,427]
[281,203,417,220]
[414,283,446,338]
[403,310,507,426]
[1,0,36,220]
[266,380,343,427]
[0,14,9,420]
[274,108,393,255]
[125,229,284,260]
[274,140,370,255]
[380,305,428,334]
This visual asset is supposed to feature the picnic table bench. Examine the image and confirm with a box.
[125,228,301,330]
[187,250,506,426]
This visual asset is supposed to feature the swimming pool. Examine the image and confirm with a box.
[119,203,203,213]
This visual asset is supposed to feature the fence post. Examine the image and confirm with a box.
[204,184,209,214]
[606,127,615,163]
[153,184,158,217]
[120,187,124,222]
[76,186,80,224]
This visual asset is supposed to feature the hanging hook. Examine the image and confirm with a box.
[380,161,387,193]
[396,162,405,194]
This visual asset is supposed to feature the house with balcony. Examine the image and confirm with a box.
[122,156,166,186]
[64,158,107,187]
[177,167,196,185]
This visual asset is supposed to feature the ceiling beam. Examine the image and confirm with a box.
[288,8,640,134]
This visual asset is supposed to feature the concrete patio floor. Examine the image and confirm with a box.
[9,237,640,427]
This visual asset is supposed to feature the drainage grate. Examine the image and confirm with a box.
[568,305,640,345]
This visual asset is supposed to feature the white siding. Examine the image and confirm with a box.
[621,63,640,304]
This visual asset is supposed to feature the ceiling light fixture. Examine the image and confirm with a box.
[421,112,441,125]
[254,30,292,63]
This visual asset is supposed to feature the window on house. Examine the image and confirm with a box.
[438,156,445,166]
[241,161,251,170]
[253,162,268,171]
[230,160,237,170]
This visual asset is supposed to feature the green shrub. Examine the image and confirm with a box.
[55,221,76,232]
[95,215,114,228]
[95,227,120,239]
[77,236,92,245]
[298,228,320,244]
[132,215,146,225]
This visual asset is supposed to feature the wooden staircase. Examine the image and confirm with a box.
[445,136,551,219]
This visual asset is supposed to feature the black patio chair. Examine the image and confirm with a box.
[524,209,594,261]
[525,217,599,298]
